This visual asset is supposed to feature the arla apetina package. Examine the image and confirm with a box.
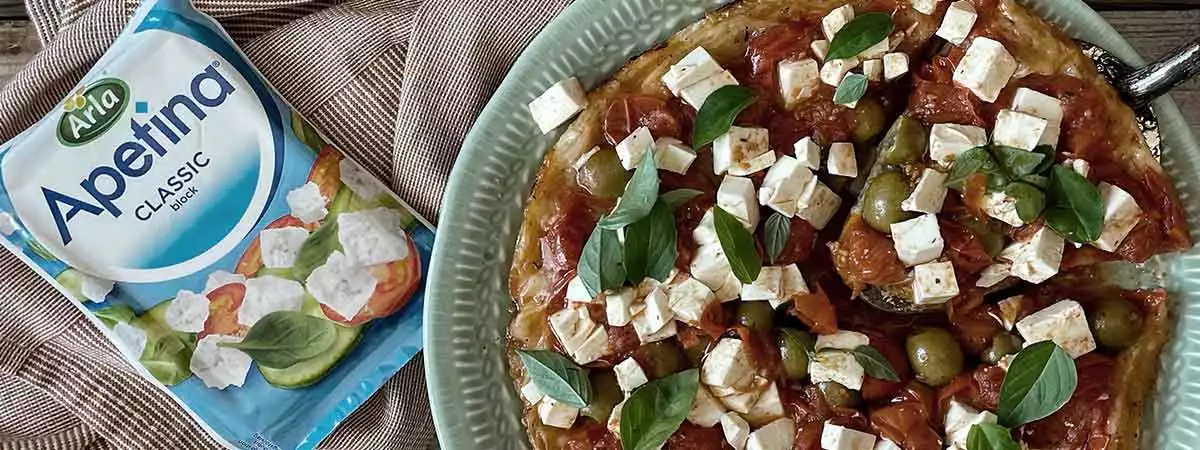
[0,1,432,448]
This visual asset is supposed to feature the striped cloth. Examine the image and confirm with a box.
[0,0,571,448]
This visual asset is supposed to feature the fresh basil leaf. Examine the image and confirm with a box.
[1044,165,1104,243]
[992,145,1046,177]
[624,201,678,283]
[519,349,592,408]
[141,331,195,386]
[691,85,756,148]
[95,305,137,328]
[997,341,1078,427]
[218,311,338,369]
[599,150,660,230]
[763,212,790,264]
[833,73,869,106]
[1004,182,1046,223]
[620,369,700,450]
[1030,145,1056,174]
[966,423,1020,450]
[826,12,895,60]
[579,223,626,296]
[853,345,900,382]
[713,206,761,284]
[660,189,703,209]
[1021,174,1049,190]
[947,147,1000,189]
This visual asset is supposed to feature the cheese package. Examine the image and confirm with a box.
[0,1,434,448]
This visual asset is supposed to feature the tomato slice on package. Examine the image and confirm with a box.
[320,237,422,326]
[308,145,344,203]
[200,283,247,338]
[235,215,317,277]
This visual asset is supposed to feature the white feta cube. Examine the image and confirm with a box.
[655,138,698,174]
[520,381,544,404]
[935,0,978,45]
[690,243,734,290]
[608,400,625,435]
[287,181,328,225]
[882,53,909,80]
[1092,182,1142,252]
[714,272,743,303]
[306,251,378,320]
[1005,227,1064,284]
[688,386,729,427]
[718,175,761,230]
[862,59,883,81]
[779,59,822,106]
[821,58,860,86]
[694,208,720,246]
[994,295,1025,331]
[811,40,831,62]
[538,396,580,428]
[811,351,865,390]
[529,77,588,133]
[774,264,810,309]
[875,439,902,450]
[953,37,1018,103]
[615,358,649,392]
[259,226,309,269]
[616,126,655,170]
[711,379,767,414]
[682,70,740,110]
[662,47,725,95]
[632,310,677,344]
[0,212,18,236]
[794,137,822,169]
[605,287,638,327]
[944,400,998,450]
[827,142,858,178]
[745,382,786,426]
[721,412,752,450]
[983,192,1025,227]
[550,304,609,364]
[204,271,245,294]
[822,5,856,40]
[816,330,870,351]
[565,276,594,303]
[190,334,253,389]
[993,109,1048,151]
[240,275,305,327]
[976,263,1011,288]
[668,276,716,323]
[913,0,940,15]
[796,180,842,230]
[339,158,388,201]
[337,207,410,267]
[574,323,611,365]
[79,273,114,303]
[929,123,988,166]
[859,38,889,59]
[890,214,945,266]
[165,290,210,333]
[1011,87,1064,148]
[642,286,674,331]
[714,127,774,176]
[702,338,755,389]
[111,321,148,360]
[1015,299,1096,358]
[902,169,949,214]
[759,156,815,217]
[912,261,959,305]
[1066,158,1091,178]
[748,417,797,450]
[821,421,877,450]
[741,266,784,301]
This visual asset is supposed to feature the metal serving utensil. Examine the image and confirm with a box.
[858,37,1200,315]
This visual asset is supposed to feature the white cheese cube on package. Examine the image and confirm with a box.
[190,335,253,390]
[859,38,889,59]
[711,379,766,414]
[714,126,774,176]
[614,358,649,392]
[239,275,305,327]
[339,158,388,201]
[641,286,674,331]
[826,142,857,177]
[632,311,677,344]
[811,40,831,62]
[810,351,865,390]
[929,123,988,166]
[718,175,761,230]
[528,77,588,133]
[538,397,580,429]
[953,37,1018,103]
[702,338,754,388]
[821,422,877,450]
[891,214,944,266]
[551,305,610,364]
[935,0,978,45]
[654,137,697,174]
[976,263,1011,288]
[993,109,1048,150]
[759,156,814,217]
[259,226,309,269]
[165,290,210,333]
[721,412,752,450]
[204,271,246,294]
[1004,227,1064,284]
[688,386,729,427]
[0,212,17,236]
[862,59,883,82]
[668,276,716,323]
[796,180,842,230]
[944,400,998,449]
[616,126,655,170]
[80,273,115,303]
[748,418,796,450]
[822,4,855,39]
[774,264,810,309]
[882,53,909,80]
[1066,158,1091,178]
[820,58,860,86]
[1015,299,1096,358]
[286,181,328,224]
[338,207,410,267]
[779,58,821,106]
[714,272,743,303]
[794,137,822,169]
[306,251,378,320]
[662,47,725,95]
[112,321,148,359]
[912,261,959,305]
[1092,182,1142,252]
[681,70,739,110]
[1011,87,1064,147]
[902,169,949,214]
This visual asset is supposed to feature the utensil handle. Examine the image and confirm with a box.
[1120,37,1200,108]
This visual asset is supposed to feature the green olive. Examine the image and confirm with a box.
[581,370,622,423]
[1090,297,1144,350]
[851,98,887,143]
[862,171,916,233]
[736,301,776,333]
[634,340,688,379]
[778,328,814,380]
[961,215,1006,257]
[576,149,631,198]
[817,381,861,408]
[905,327,964,387]
[878,115,928,165]
[981,331,1024,365]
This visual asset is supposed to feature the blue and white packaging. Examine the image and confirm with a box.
[0,1,433,448]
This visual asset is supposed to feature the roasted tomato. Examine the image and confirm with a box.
[320,237,422,325]
[666,422,730,450]
[602,95,684,145]
[788,282,839,335]
[860,331,911,402]
[1020,354,1116,449]
[307,145,344,203]
[939,218,993,277]
[234,215,317,277]
[831,216,907,293]
[200,283,247,338]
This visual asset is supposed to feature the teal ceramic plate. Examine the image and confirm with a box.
[424,1,1200,448]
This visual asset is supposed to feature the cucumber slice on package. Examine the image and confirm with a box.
[259,297,363,389]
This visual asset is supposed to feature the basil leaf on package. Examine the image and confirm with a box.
[833,73,869,106]
[293,186,353,280]
[660,188,703,209]
[763,212,790,264]
[1044,166,1104,243]
[826,12,895,60]
[692,85,756,148]
[624,201,678,283]
[853,345,900,382]
[621,369,700,450]
[997,341,1078,427]
[95,304,137,327]
[713,206,761,283]
[992,145,1046,177]
[599,150,660,230]
[579,223,626,296]
[966,423,1020,450]
[1004,181,1046,223]
[947,147,1001,189]
[518,349,593,408]
[141,331,196,385]
[219,311,339,369]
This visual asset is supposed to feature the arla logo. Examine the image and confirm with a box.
[56,78,130,147]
